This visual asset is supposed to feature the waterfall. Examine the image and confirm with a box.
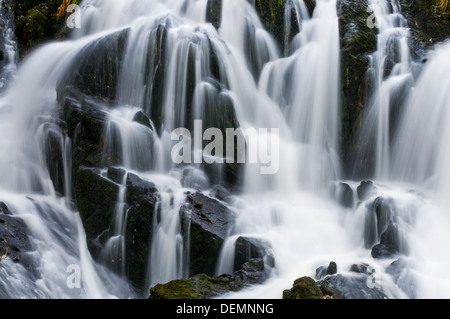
[0,0,449,300]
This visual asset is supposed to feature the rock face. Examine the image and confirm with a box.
[124,172,160,290]
[400,0,450,58]
[337,0,377,177]
[180,192,234,277]
[149,258,268,299]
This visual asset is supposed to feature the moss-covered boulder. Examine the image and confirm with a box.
[149,258,267,299]
[336,0,377,178]
[282,276,324,299]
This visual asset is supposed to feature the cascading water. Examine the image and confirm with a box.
[0,0,449,300]
[0,0,17,92]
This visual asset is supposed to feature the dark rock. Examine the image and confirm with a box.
[206,0,222,29]
[349,262,371,274]
[251,0,301,54]
[74,166,119,258]
[149,258,268,299]
[124,172,160,291]
[107,167,127,184]
[315,261,338,280]
[318,273,388,299]
[400,0,450,59]
[57,28,130,103]
[132,110,152,130]
[0,202,34,270]
[234,236,275,273]
[364,196,394,249]
[357,180,374,201]
[180,192,234,277]
[283,276,324,299]
[371,243,398,259]
[180,167,210,191]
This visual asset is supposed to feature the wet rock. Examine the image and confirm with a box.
[283,276,324,299]
[318,273,388,299]
[74,166,119,257]
[349,262,371,274]
[132,110,152,130]
[315,261,338,280]
[364,196,394,249]
[371,243,398,259]
[234,236,275,273]
[180,192,234,277]
[106,167,127,184]
[337,0,378,177]
[331,182,354,208]
[124,173,160,291]
[0,202,34,270]
[386,258,416,298]
[252,0,301,54]
[206,0,222,29]
[149,258,268,299]
[57,28,130,103]
[357,180,374,201]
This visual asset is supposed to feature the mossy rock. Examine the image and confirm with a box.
[149,258,268,299]
[336,0,377,178]
[283,276,324,299]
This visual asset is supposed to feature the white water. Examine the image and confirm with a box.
[0,0,449,299]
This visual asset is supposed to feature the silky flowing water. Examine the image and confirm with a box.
[0,0,449,299]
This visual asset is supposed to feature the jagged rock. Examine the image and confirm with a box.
[364,196,394,249]
[149,258,268,299]
[124,172,160,291]
[57,28,130,103]
[283,276,324,299]
[318,273,388,299]
[180,192,234,277]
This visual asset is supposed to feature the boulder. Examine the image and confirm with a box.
[149,258,268,299]
[180,192,234,277]
[283,276,324,299]
[0,202,34,270]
